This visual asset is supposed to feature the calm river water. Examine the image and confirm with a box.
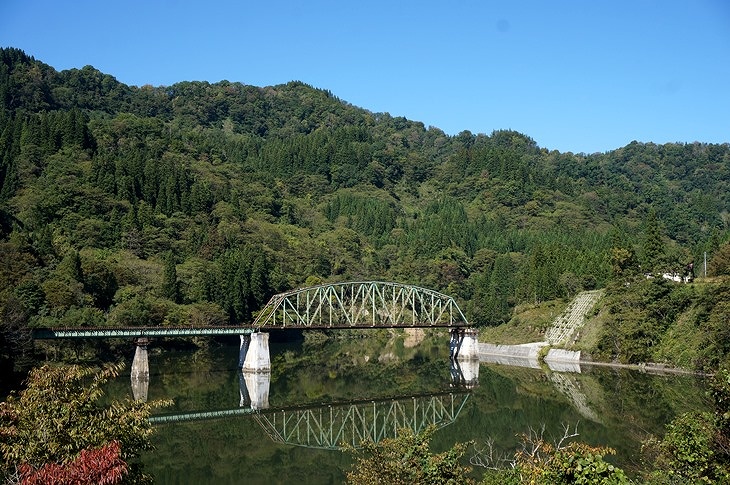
[103,331,710,484]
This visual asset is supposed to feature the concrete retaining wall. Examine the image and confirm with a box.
[479,344,585,372]
[478,343,546,369]
[544,349,582,372]
[479,343,545,359]
[545,349,581,363]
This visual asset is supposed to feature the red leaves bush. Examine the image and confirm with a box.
[19,440,128,485]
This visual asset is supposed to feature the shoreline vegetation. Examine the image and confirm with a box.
[479,276,730,375]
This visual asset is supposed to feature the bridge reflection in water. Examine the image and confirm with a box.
[148,359,476,450]
[252,392,470,450]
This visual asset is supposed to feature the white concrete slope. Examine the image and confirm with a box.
[544,289,604,346]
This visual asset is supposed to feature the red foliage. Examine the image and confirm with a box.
[19,440,128,485]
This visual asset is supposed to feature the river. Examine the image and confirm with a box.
[101,330,709,484]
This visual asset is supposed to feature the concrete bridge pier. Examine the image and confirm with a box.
[241,332,271,372]
[131,373,149,402]
[449,328,479,361]
[240,333,271,410]
[131,337,150,378]
[131,337,150,402]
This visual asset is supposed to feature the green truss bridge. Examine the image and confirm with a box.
[33,281,479,378]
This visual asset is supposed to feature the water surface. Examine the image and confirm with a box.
[104,333,709,484]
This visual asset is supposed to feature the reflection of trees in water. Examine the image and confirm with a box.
[124,343,712,484]
[546,371,601,423]
[271,329,454,405]
[587,367,709,431]
[150,348,474,451]
[463,363,710,475]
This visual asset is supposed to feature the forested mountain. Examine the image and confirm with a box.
[1,47,729,370]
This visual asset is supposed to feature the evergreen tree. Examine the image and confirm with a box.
[643,208,665,274]
[162,251,180,303]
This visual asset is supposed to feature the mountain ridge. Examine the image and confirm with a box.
[1,46,729,372]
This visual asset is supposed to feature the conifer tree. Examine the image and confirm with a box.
[643,208,665,274]
[162,251,179,303]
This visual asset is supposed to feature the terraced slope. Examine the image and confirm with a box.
[544,290,604,346]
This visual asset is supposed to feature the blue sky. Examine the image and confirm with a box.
[1,0,729,153]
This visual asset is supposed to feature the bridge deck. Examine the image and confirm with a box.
[32,326,256,339]
[33,323,466,339]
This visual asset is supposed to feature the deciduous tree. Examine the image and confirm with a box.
[0,363,169,484]
[346,426,475,485]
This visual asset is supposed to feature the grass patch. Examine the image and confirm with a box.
[653,296,710,369]
[571,302,606,353]
[479,299,567,344]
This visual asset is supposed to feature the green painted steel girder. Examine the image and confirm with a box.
[32,282,469,338]
[32,326,256,339]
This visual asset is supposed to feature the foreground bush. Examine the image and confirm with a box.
[346,423,630,485]
[346,426,475,484]
[477,425,629,485]
[641,366,730,484]
[0,363,168,484]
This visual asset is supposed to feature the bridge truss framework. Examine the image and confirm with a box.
[253,281,469,329]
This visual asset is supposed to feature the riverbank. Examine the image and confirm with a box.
[478,340,705,376]
[477,286,714,376]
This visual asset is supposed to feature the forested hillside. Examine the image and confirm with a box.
[1,47,729,371]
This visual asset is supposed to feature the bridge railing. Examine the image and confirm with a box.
[253,281,469,329]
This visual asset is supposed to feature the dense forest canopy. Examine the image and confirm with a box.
[1,47,729,368]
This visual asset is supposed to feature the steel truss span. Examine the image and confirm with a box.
[253,281,469,329]
[256,392,470,450]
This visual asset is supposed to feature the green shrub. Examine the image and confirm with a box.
[346,426,475,485]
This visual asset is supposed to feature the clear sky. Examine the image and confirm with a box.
[1,0,729,153]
